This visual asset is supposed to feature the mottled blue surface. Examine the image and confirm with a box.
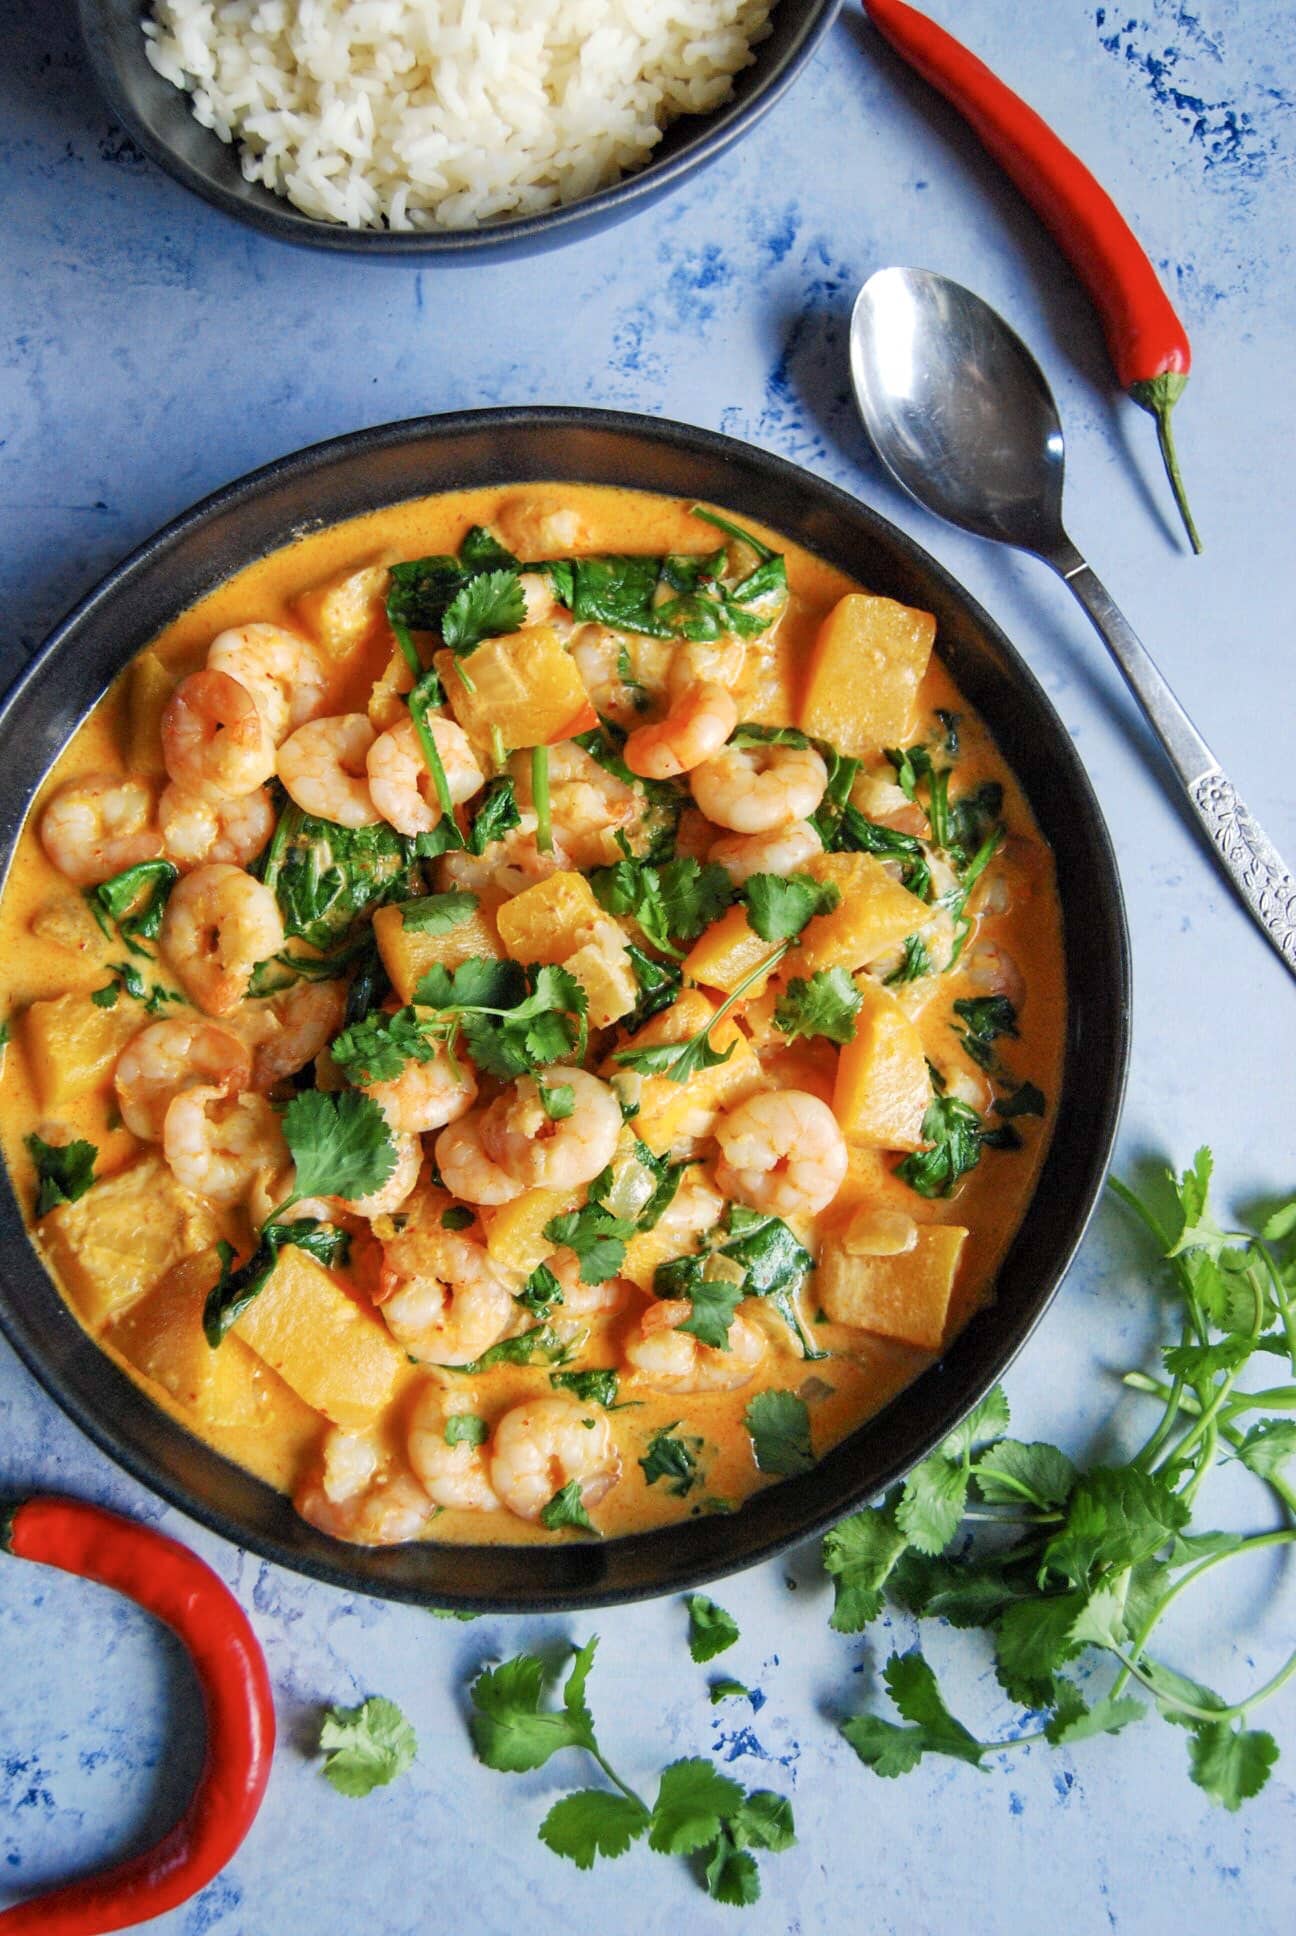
[2,4,1296,1931]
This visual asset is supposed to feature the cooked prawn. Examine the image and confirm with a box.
[38,775,161,886]
[376,1226,516,1367]
[294,1428,432,1547]
[623,680,737,780]
[407,1383,500,1511]
[666,636,747,701]
[690,741,828,834]
[512,740,637,870]
[548,1247,633,1318]
[206,623,328,745]
[435,1109,526,1206]
[277,714,381,828]
[517,571,558,628]
[569,624,669,726]
[708,818,822,886]
[480,1071,622,1194]
[161,669,275,800]
[338,1131,422,1220]
[232,978,348,1091]
[160,862,285,1016]
[436,814,560,903]
[488,1395,621,1523]
[624,1298,767,1394]
[962,938,1025,1010]
[364,1038,478,1136]
[366,649,415,733]
[366,714,483,839]
[158,782,276,869]
[495,499,588,558]
[713,1088,848,1219]
[163,1085,284,1207]
[114,1016,251,1141]
[851,771,927,838]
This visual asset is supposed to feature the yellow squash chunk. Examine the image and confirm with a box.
[818,1224,968,1350]
[480,1184,582,1276]
[126,651,174,778]
[682,905,779,999]
[20,990,140,1112]
[37,1155,219,1330]
[626,991,762,1155]
[108,1247,293,1428]
[797,852,932,976]
[435,626,596,751]
[233,1244,403,1431]
[496,871,603,965]
[294,561,390,659]
[833,979,930,1151]
[30,894,110,962]
[564,923,637,1029]
[372,898,502,1005]
[799,593,936,756]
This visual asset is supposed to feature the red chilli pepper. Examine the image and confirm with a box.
[862,0,1202,553]
[0,1497,274,1936]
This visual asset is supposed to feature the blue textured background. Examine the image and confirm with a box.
[3,4,1295,1931]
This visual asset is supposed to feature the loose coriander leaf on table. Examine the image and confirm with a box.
[843,1653,985,1777]
[704,1837,761,1907]
[686,1594,740,1663]
[1044,1693,1145,1746]
[730,1790,796,1852]
[895,1453,970,1555]
[822,1503,910,1632]
[744,1389,814,1476]
[1188,1722,1280,1811]
[972,1439,1077,1510]
[710,1679,751,1705]
[540,1791,650,1869]
[1041,1466,1189,1588]
[318,1696,417,1798]
[469,1650,594,1771]
[648,1757,745,1855]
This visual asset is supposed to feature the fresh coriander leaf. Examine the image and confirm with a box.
[541,1480,597,1534]
[330,1005,437,1085]
[444,1413,488,1448]
[940,1387,1011,1460]
[470,1654,591,1771]
[896,1094,985,1199]
[740,870,839,943]
[704,1834,761,1907]
[91,980,120,1008]
[544,1204,635,1285]
[840,1713,928,1778]
[441,567,526,654]
[972,1440,1076,1510]
[26,1134,98,1216]
[744,1389,813,1476]
[319,1696,417,1797]
[953,995,1019,1043]
[730,1790,795,1852]
[1188,1721,1279,1811]
[516,1262,563,1317]
[430,1608,479,1621]
[773,968,862,1046]
[1262,1199,1296,1243]
[1068,1581,1131,1652]
[996,1081,1046,1119]
[649,1757,747,1859]
[822,1503,910,1632]
[655,859,734,941]
[459,524,517,572]
[614,1026,737,1085]
[281,1088,397,1206]
[538,1080,575,1121]
[885,934,933,985]
[888,1651,986,1762]
[1044,1692,1145,1746]
[400,890,479,933]
[686,1594,740,1664]
[994,1591,1089,1704]
[539,1789,649,1868]
[896,1454,969,1555]
[1042,1467,1189,1589]
[1236,1419,1296,1482]
[550,1368,620,1408]
[676,1273,745,1350]
[467,775,522,854]
[441,1205,475,1231]
[455,1325,575,1374]
[640,1422,703,1496]
[709,1679,751,1705]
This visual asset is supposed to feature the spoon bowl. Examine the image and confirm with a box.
[849,266,1296,981]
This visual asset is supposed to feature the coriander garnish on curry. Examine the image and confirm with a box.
[0,485,1064,1546]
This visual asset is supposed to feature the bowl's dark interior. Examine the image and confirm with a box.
[78,0,841,254]
[0,409,1129,1608]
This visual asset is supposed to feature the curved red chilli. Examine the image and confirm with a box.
[0,1496,274,1936]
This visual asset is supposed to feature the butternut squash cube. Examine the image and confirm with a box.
[372,898,502,1005]
[496,871,603,965]
[436,627,596,752]
[833,979,930,1150]
[233,1244,403,1430]
[108,1247,281,1427]
[38,1155,219,1330]
[623,990,762,1154]
[20,990,139,1111]
[682,905,779,999]
[295,562,390,660]
[481,1185,582,1275]
[818,1224,968,1350]
[126,651,174,778]
[564,923,638,1029]
[797,853,933,975]
[30,894,110,961]
[799,593,936,756]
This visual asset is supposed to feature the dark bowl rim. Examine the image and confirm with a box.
[76,0,844,255]
[0,405,1131,1608]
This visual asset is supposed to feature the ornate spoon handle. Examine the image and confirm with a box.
[1050,542,1296,982]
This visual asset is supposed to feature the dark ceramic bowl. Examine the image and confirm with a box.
[77,0,841,257]
[0,408,1130,1608]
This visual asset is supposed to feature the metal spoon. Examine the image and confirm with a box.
[850,265,1296,980]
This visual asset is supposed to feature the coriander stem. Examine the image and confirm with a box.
[1108,1528,1296,1706]
[390,616,423,679]
[532,744,553,855]
[408,694,462,843]
[589,1748,649,1815]
[1121,1373,1296,1516]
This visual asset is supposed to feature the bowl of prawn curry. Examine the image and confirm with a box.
[0,410,1128,1609]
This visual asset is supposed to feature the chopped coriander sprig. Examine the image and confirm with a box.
[827,1150,1296,1812]
[469,1638,794,1904]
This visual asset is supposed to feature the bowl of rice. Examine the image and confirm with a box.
[77,0,841,254]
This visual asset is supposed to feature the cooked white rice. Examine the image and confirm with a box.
[143,1,777,231]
